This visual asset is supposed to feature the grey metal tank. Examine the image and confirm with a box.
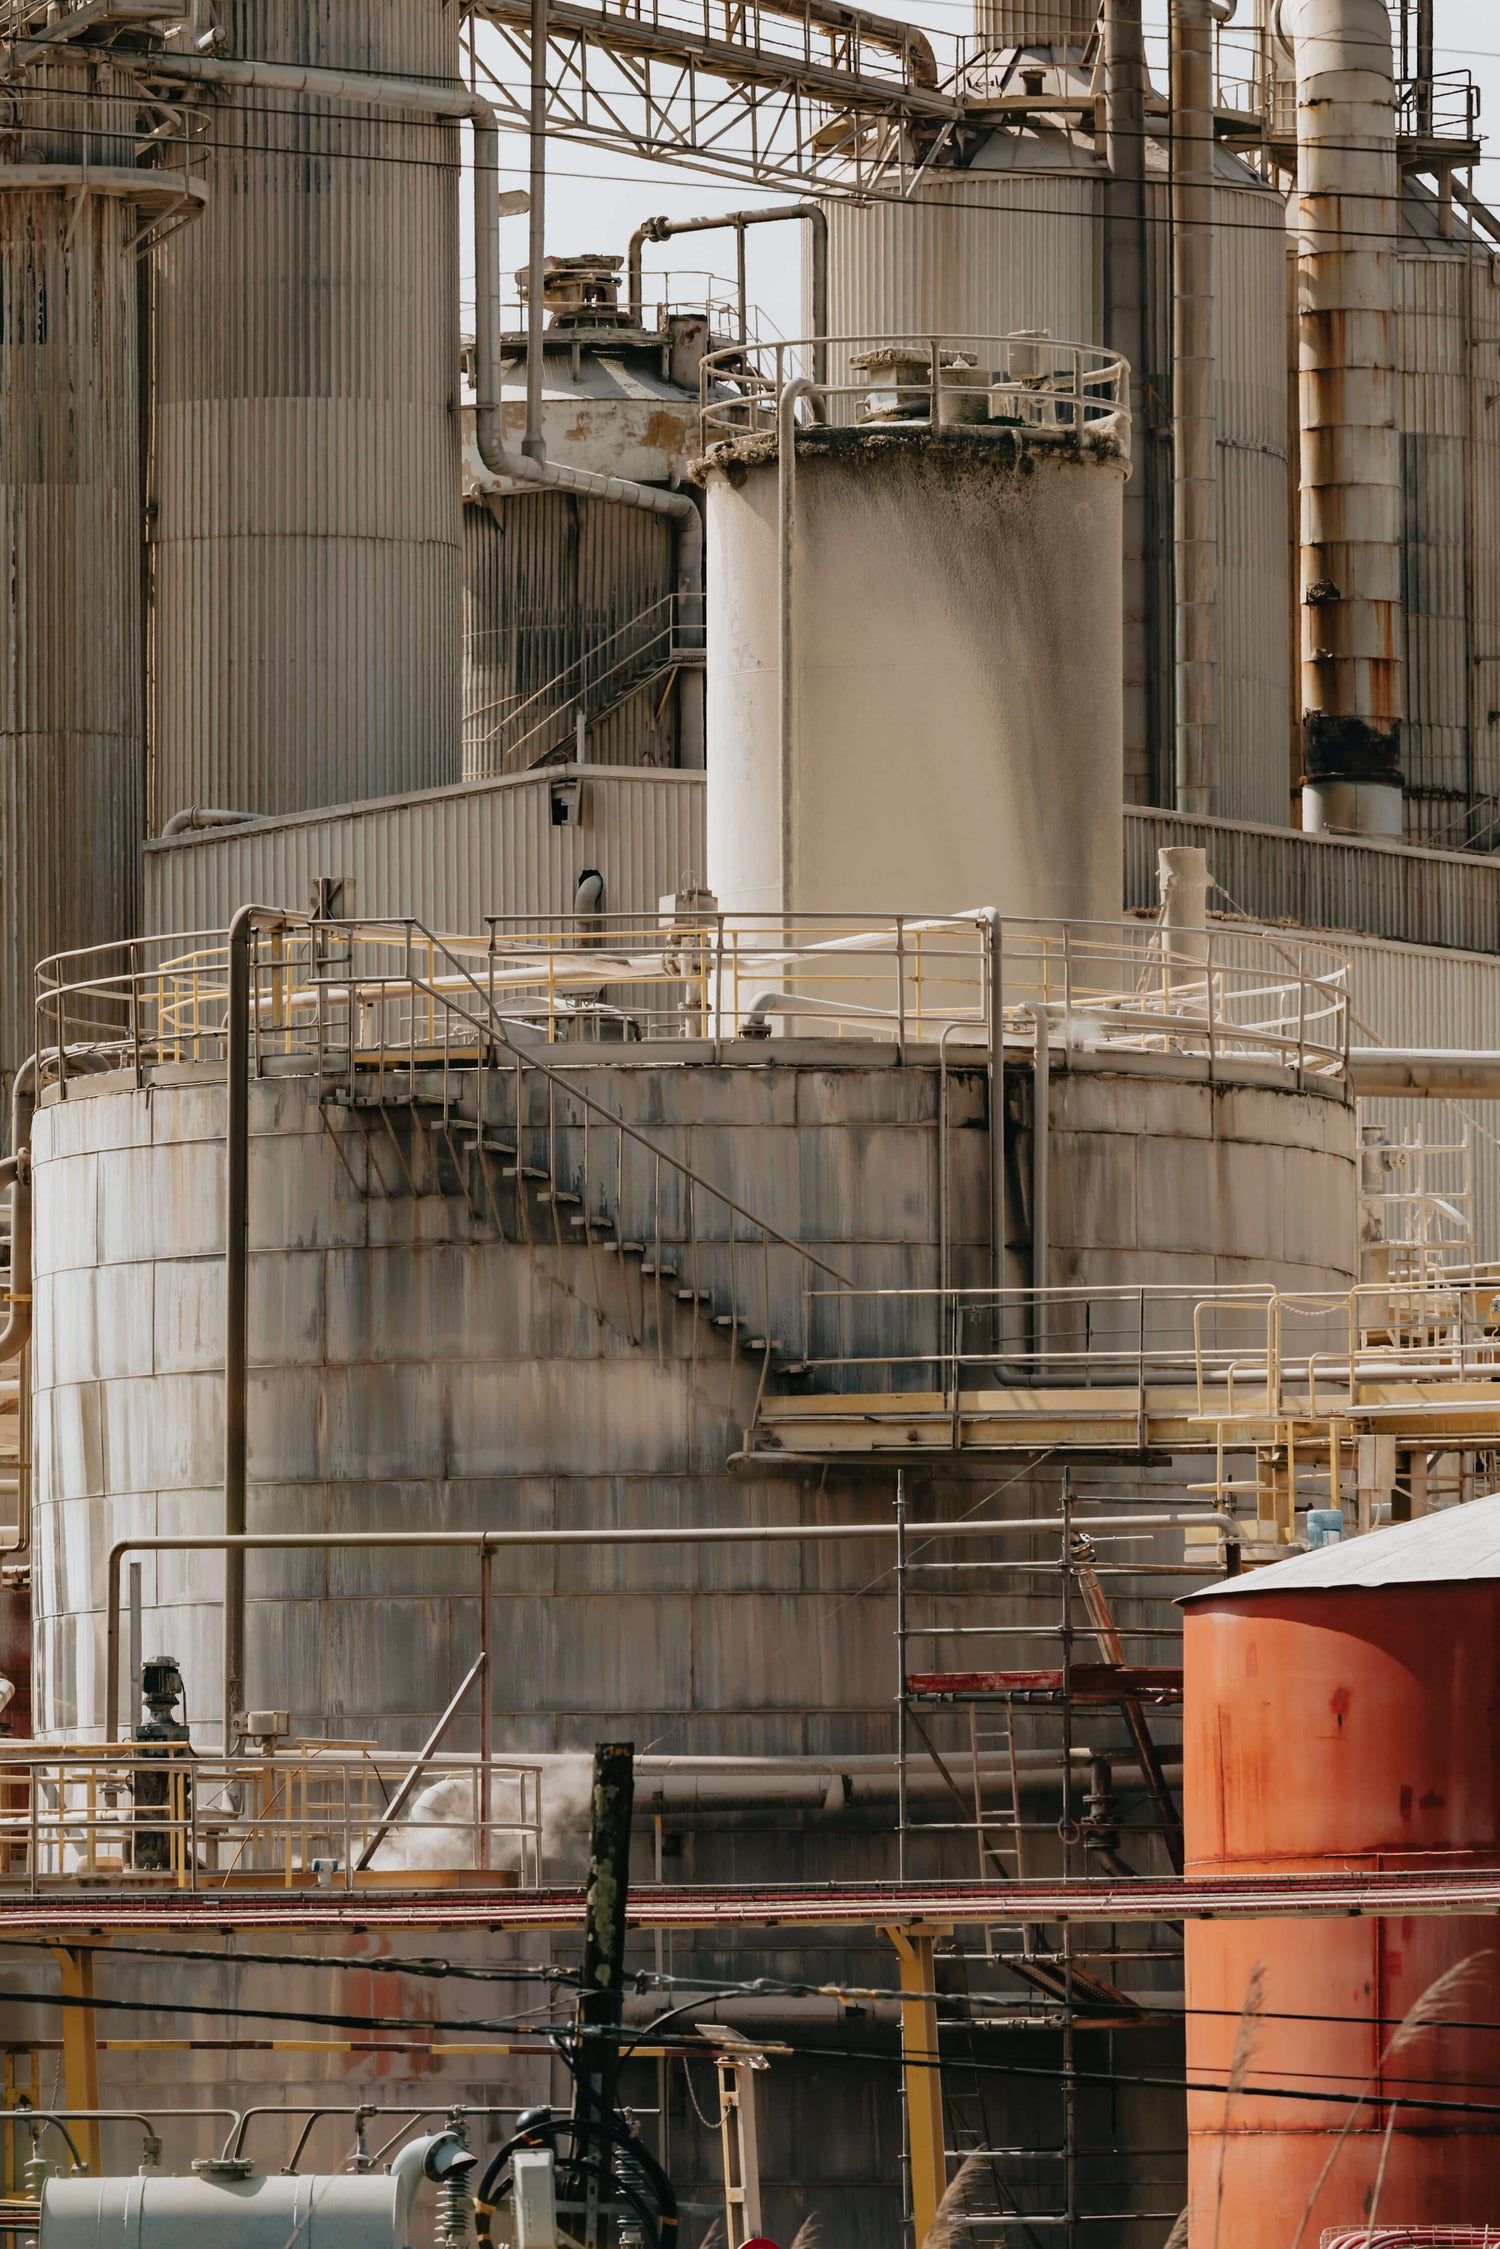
[0,61,159,1086]
[461,256,708,776]
[699,342,1128,923]
[817,103,1294,826]
[147,0,462,827]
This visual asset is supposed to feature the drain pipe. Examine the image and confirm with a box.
[1025,1005,1051,1363]
[1285,0,1404,836]
[1170,0,1222,814]
[627,205,829,383]
[778,379,826,915]
[160,806,258,839]
[99,44,705,765]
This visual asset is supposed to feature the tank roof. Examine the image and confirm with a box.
[1182,1493,1500,1601]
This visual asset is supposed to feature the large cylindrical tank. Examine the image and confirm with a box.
[0,63,145,1086]
[819,132,1293,825]
[701,411,1127,922]
[147,0,462,826]
[1183,1508,1500,2244]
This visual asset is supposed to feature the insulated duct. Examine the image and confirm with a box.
[1287,0,1404,837]
[1171,0,1219,814]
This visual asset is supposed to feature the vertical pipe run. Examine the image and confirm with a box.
[574,1743,636,2125]
[1171,0,1219,813]
[525,0,549,460]
[1026,1006,1052,1362]
[1104,0,1161,797]
[1287,0,1404,835]
[777,379,825,914]
[223,920,250,1751]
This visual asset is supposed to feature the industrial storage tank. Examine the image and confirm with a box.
[700,335,1128,923]
[1182,1502,1500,2241]
[1393,186,1500,848]
[461,255,706,775]
[0,61,162,1086]
[147,0,462,827]
[817,107,1294,826]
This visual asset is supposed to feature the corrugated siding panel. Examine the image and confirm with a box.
[463,490,678,774]
[1472,257,1500,821]
[1215,184,1293,828]
[1125,807,1500,953]
[1,127,142,1086]
[148,0,461,826]
[971,0,1095,41]
[141,771,707,934]
[820,173,1101,381]
[1398,251,1470,821]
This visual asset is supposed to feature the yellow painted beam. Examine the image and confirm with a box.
[48,1948,99,2175]
[885,1926,946,2246]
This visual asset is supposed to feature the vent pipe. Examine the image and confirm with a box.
[1286,0,1404,837]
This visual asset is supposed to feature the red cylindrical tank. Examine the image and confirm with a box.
[1184,1525,1500,2249]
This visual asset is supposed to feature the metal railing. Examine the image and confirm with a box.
[463,591,690,774]
[35,913,1349,1069]
[699,332,1130,456]
[782,1273,1500,1421]
[0,1745,543,1893]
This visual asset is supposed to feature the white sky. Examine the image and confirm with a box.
[464,0,1500,346]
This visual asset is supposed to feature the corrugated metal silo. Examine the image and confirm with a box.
[821,135,1292,824]
[0,60,146,1087]
[1183,1504,1500,2241]
[147,0,462,826]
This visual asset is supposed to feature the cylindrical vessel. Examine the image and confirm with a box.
[702,418,1127,922]
[1183,1518,1500,2244]
[42,2170,400,2248]
[0,63,143,1088]
[148,0,462,826]
[820,148,1292,824]
[1287,0,1404,834]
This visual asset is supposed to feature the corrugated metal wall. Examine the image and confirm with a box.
[0,62,143,1089]
[147,0,462,828]
[971,0,1097,43]
[1398,248,1470,837]
[1126,805,1500,952]
[142,769,708,933]
[463,490,679,774]
[1215,181,1293,827]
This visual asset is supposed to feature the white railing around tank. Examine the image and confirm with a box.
[777,1274,1500,1420]
[699,332,1131,457]
[0,1744,545,1893]
[35,912,1348,1076]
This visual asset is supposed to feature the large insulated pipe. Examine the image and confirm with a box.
[524,0,548,460]
[626,205,829,383]
[1348,1049,1500,1096]
[1286,0,1404,837]
[112,44,706,769]
[778,380,827,914]
[1171,0,1219,813]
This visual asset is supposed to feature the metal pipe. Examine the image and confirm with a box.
[1285,0,1404,836]
[524,0,548,460]
[1347,1048,1500,1096]
[625,206,830,385]
[159,806,258,839]
[353,1652,488,1872]
[103,1517,1205,1745]
[777,378,826,915]
[1025,1006,1051,1355]
[223,905,288,1749]
[1171,0,1219,814]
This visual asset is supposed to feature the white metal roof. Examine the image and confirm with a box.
[1181,1492,1500,1601]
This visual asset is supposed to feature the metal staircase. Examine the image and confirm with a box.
[464,593,704,773]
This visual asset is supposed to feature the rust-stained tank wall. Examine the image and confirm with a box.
[147,0,461,826]
[1183,1555,1500,2241]
[0,62,143,1088]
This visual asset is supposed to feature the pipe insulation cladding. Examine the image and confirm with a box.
[146,0,463,826]
[700,417,1127,923]
[1287,0,1405,837]
[1182,1503,1500,2242]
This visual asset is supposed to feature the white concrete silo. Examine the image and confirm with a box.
[701,348,1128,922]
